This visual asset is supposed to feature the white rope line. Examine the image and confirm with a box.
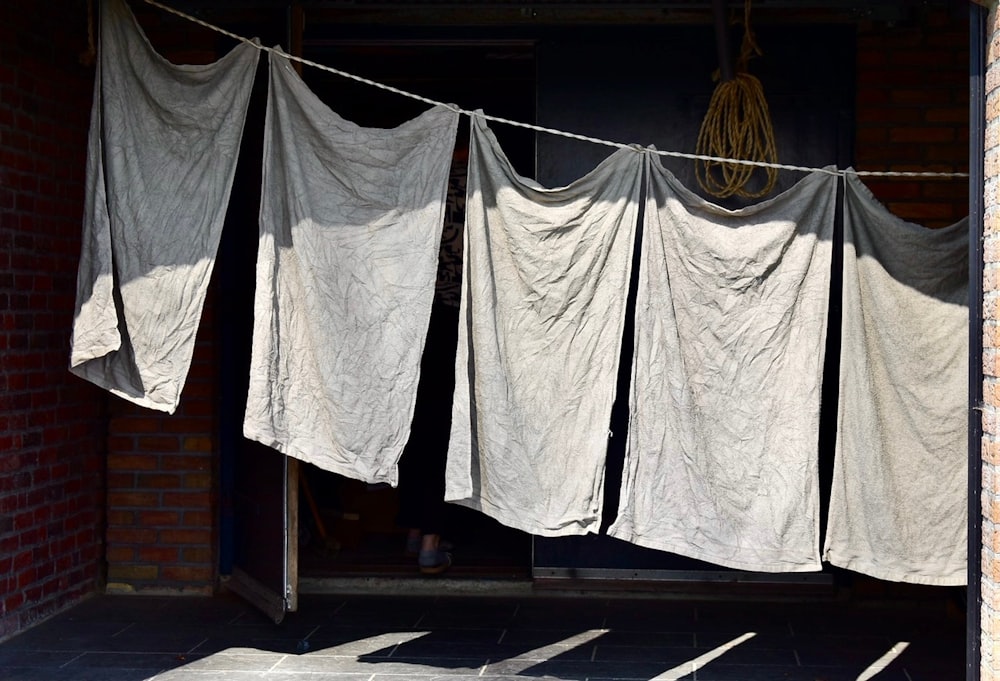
[141,0,968,180]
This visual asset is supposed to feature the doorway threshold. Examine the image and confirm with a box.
[298,573,839,601]
[299,575,534,597]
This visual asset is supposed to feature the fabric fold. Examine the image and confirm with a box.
[445,115,643,536]
[608,159,838,572]
[69,0,259,413]
[823,173,969,586]
[243,51,458,485]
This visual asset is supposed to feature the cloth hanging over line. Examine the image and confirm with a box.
[608,158,838,572]
[243,51,458,486]
[69,0,259,413]
[823,174,969,586]
[445,114,643,536]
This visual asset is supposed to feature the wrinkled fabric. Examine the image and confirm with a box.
[823,174,969,586]
[608,159,837,572]
[445,115,643,536]
[69,0,258,413]
[243,52,458,485]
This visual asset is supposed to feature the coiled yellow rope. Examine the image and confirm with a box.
[695,0,778,199]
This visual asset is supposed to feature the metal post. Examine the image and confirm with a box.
[967,3,986,680]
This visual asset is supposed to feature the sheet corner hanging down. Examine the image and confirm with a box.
[69,0,259,413]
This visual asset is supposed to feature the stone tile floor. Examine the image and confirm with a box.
[0,589,967,681]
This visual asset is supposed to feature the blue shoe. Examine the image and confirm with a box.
[406,536,454,556]
[418,549,452,575]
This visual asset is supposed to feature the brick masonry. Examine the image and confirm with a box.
[984,7,1000,680]
[102,320,218,595]
[99,5,221,596]
[855,8,970,225]
[0,0,106,641]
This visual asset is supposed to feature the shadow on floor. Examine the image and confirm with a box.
[0,589,967,681]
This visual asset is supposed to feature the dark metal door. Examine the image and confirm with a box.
[226,443,298,624]
[216,48,298,623]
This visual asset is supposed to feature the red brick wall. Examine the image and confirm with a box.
[0,1,106,640]
[855,8,970,227]
[983,6,1000,680]
[104,314,218,594]
[100,7,222,596]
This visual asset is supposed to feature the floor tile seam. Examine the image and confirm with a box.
[185,636,211,655]
[112,622,136,638]
[58,649,212,660]
[267,653,290,673]
[50,650,85,670]
[60,648,221,657]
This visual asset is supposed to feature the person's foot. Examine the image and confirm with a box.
[418,548,452,575]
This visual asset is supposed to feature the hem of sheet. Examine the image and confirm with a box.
[608,526,822,573]
[69,365,178,414]
[446,495,599,537]
[824,553,966,587]
[69,337,120,368]
[242,425,399,487]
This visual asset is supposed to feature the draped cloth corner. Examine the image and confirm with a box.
[69,0,259,413]
[445,115,643,536]
[608,159,839,573]
[242,51,459,486]
[823,172,969,586]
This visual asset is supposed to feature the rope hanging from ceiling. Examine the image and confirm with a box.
[695,0,779,199]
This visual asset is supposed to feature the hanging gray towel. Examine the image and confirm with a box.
[243,52,458,485]
[823,173,969,586]
[69,0,259,413]
[445,115,643,536]
[608,159,837,572]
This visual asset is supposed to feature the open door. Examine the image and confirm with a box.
[215,43,298,622]
[226,443,298,624]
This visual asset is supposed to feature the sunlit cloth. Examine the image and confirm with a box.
[445,114,643,535]
[609,159,838,572]
[70,0,259,412]
[823,172,969,586]
[243,52,458,485]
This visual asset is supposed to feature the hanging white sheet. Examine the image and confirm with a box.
[608,159,837,572]
[243,52,458,485]
[823,173,969,586]
[445,115,643,536]
[69,0,259,413]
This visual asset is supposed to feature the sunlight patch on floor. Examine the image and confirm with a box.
[856,641,910,681]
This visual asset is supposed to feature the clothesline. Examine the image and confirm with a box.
[140,0,968,180]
